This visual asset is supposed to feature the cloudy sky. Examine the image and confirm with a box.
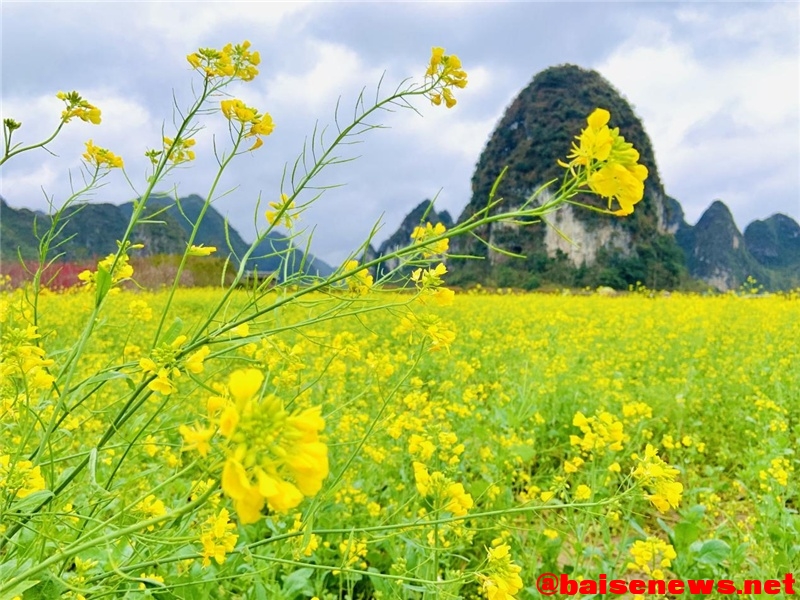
[2,2,798,265]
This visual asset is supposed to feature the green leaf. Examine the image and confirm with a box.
[673,521,702,551]
[281,567,315,598]
[10,489,53,513]
[627,518,648,539]
[84,370,132,386]
[511,444,536,462]
[94,263,112,306]
[656,517,674,537]
[694,539,730,566]
[0,579,40,600]
[160,318,184,346]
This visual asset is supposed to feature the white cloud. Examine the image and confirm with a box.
[2,91,160,208]
[140,3,311,56]
[262,40,384,115]
[595,4,799,225]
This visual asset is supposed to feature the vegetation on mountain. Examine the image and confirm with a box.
[744,214,800,269]
[0,194,332,283]
[674,201,766,291]
[448,64,687,289]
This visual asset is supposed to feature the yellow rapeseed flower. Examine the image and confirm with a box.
[266,193,297,228]
[187,41,260,81]
[426,46,468,109]
[184,346,210,374]
[220,99,274,151]
[199,508,238,567]
[188,244,216,257]
[410,221,449,257]
[479,543,524,600]
[83,140,124,169]
[632,444,683,513]
[162,136,196,164]
[344,260,373,296]
[574,484,592,501]
[207,369,328,523]
[58,91,101,124]
[627,536,677,576]
[566,108,613,166]
[560,108,649,216]
[0,455,46,499]
[178,424,213,457]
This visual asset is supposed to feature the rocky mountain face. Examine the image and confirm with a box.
[744,214,800,269]
[376,65,799,292]
[674,201,765,291]
[0,195,332,277]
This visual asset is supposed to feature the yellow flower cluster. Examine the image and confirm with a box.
[266,193,297,228]
[344,260,373,296]
[570,410,627,454]
[412,461,474,516]
[57,91,101,124]
[220,99,274,151]
[180,369,328,524]
[627,536,677,580]
[0,454,46,499]
[82,139,123,169]
[632,444,683,513]
[288,513,321,558]
[136,494,166,530]
[338,538,368,570]
[411,263,455,306]
[760,456,792,489]
[78,246,137,288]
[396,312,456,352]
[199,508,238,567]
[479,544,524,600]
[562,108,649,216]
[187,41,260,81]
[410,221,449,257]
[0,324,55,392]
[425,47,468,108]
[408,433,436,461]
[187,244,216,257]
[139,336,210,395]
[411,264,446,287]
[574,483,592,501]
[138,573,164,591]
[163,136,196,164]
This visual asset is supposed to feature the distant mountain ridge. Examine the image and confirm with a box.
[378,65,799,291]
[0,195,333,277]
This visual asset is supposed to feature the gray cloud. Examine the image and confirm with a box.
[2,2,797,265]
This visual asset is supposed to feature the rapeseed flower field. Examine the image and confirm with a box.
[1,287,797,598]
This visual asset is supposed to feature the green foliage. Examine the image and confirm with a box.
[0,195,333,283]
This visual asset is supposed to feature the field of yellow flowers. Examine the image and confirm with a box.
[2,286,797,599]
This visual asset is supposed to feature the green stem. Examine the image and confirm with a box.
[0,120,66,166]
[83,491,634,585]
[0,482,215,595]
[190,82,440,342]
[151,125,243,346]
